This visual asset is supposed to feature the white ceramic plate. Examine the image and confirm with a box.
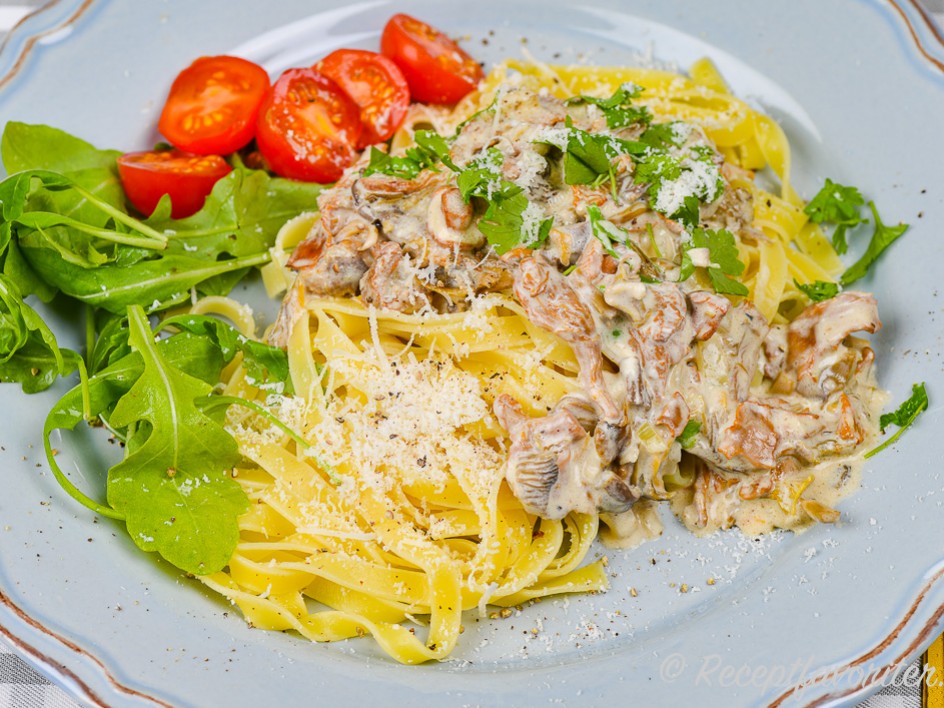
[1,1,943,705]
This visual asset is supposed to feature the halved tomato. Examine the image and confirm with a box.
[380,14,484,105]
[314,49,410,148]
[117,150,232,218]
[158,55,270,155]
[255,68,362,183]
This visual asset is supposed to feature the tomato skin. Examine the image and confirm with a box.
[255,68,362,183]
[117,150,232,219]
[314,49,410,148]
[158,55,270,155]
[380,14,483,105]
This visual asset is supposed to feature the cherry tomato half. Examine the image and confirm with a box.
[380,14,484,105]
[117,150,232,218]
[255,68,362,183]
[314,49,410,148]
[158,55,270,155]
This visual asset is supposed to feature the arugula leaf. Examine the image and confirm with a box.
[88,311,131,375]
[159,314,292,393]
[1,122,126,228]
[0,273,78,392]
[680,228,748,296]
[676,420,702,450]
[794,278,840,302]
[20,239,271,314]
[105,306,248,575]
[839,202,909,287]
[568,83,652,129]
[803,178,866,255]
[865,382,928,458]
[0,124,322,314]
[43,326,231,522]
[144,165,321,261]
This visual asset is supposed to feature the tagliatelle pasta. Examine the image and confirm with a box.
[200,292,606,664]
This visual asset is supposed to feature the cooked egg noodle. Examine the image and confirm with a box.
[201,294,606,664]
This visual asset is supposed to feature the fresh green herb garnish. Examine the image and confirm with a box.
[362,147,426,180]
[457,147,552,253]
[586,204,623,257]
[362,129,456,179]
[634,145,722,228]
[794,278,841,302]
[679,227,748,296]
[672,195,702,231]
[585,205,662,281]
[676,420,702,450]
[568,83,652,129]
[803,178,866,255]
[865,383,929,458]
[456,147,505,200]
[639,121,686,150]
[840,201,909,286]
[537,117,646,187]
[412,129,458,171]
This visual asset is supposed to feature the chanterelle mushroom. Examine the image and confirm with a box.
[494,395,638,519]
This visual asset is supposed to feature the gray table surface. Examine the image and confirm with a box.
[0,0,942,706]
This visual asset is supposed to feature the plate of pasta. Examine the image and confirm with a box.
[0,0,942,706]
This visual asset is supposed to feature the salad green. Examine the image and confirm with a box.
[1,122,315,574]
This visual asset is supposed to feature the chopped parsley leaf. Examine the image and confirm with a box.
[457,147,551,254]
[362,129,455,179]
[362,147,425,180]
[568,83,652,129]
[639,121,686,150]
[456,148,505,201]
[680,228,748,296]
[538,117,646,187]
[673,194,702,231]
[586,204,623,257]
[634,144,722,228]
[794,279,840,302]
[804,178,866,255]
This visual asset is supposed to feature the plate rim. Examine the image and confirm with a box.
[0,1,942,706]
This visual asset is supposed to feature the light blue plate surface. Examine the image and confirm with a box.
[0,1,942,706]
